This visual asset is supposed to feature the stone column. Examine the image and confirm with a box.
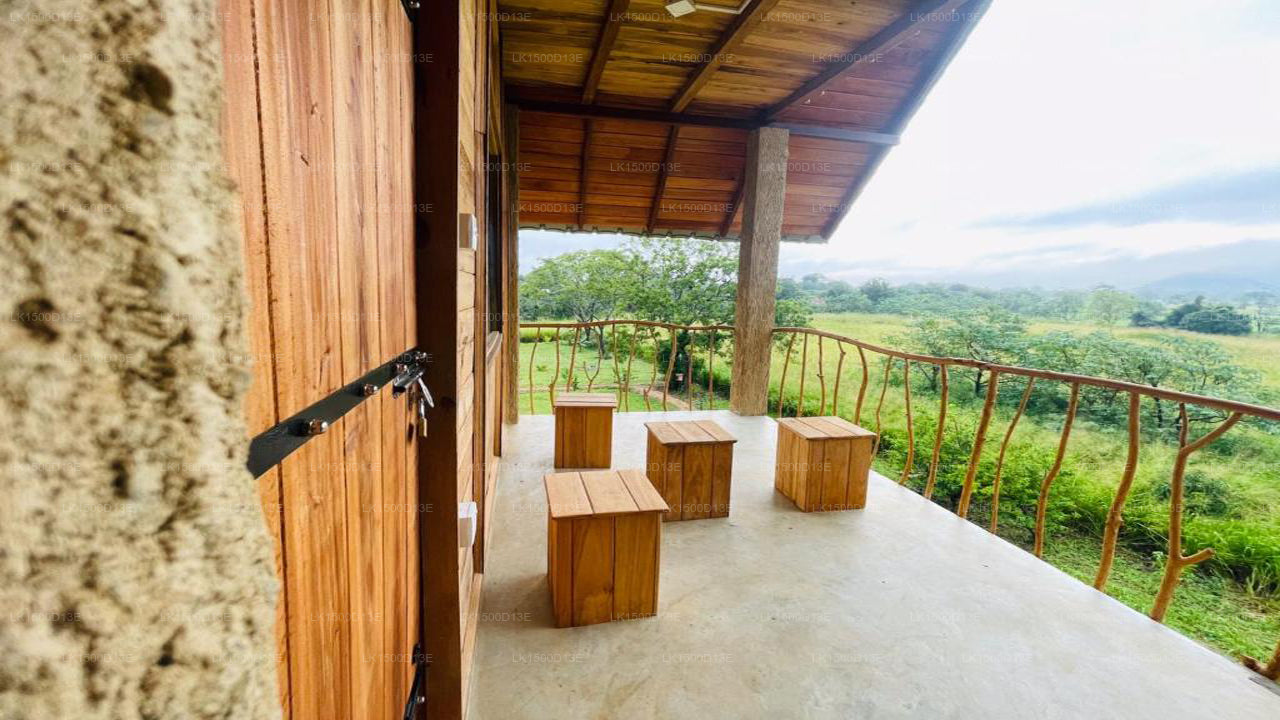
[729,126,788,416]
[0,1,278,717]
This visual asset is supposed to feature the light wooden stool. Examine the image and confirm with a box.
[775,416,876,512]
[644,420,737,521]
[553,392,617,468]
[544,470,668,627]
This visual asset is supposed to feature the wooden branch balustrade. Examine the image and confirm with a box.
[519,321,1280,679]
[523,320,734,414]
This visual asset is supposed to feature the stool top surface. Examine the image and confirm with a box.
[645,419,737,445]
[778,416,876,440]
[553,392,619,409]
[544,469,668,519]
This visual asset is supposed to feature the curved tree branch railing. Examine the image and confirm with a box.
[520,320,1280,678]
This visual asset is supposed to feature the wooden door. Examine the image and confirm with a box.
[218,0,421,718]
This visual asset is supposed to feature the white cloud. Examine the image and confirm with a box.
[789,0,1280,278]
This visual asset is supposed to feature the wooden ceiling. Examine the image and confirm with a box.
[500,0,989,241]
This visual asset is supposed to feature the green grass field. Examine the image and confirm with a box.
[517,313,1280,662]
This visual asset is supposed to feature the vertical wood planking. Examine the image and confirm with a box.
[820,438,851,511]
[682,445,712,519]
[372,0,410,705]
[614,514,659,619]
[330,0,386,714]
[710,444,733,518]
[217,0,290,714]
[571,517,615,626]
[254,0,351,715]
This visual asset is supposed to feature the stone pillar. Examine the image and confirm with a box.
[0,1,278,717]
[730,127,788,416]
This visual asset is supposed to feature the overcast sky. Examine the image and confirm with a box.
[521,0,1280,286]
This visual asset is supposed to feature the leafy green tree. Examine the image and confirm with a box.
[520,249,629,326]
[1085,287,1139,326]
[618,236,738,325]
[1165,296,1205,327]
[899,308,1028,395]
[1179,305,1252,335]
[859,277,894,307]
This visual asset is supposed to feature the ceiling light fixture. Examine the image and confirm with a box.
[665,0,751,18]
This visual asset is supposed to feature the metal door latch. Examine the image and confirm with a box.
[414,377,433,438]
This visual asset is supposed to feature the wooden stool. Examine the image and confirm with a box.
[645,420,737,521]
[775,416,876,512]
[553,393,618,468]
[544,470,668,627]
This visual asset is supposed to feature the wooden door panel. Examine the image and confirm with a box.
[219,0,421,717]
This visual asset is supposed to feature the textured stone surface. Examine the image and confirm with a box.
[730,127,787,416]
[471,411,1280,719]
[0,1,279,717]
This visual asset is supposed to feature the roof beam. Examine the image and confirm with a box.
[510,96,899,145]
[766,123,898,145]
[761,0,968,123]
[582,0,631,104]
[647,126,680,233]
[512,97,757,129]
[668,0,784,112]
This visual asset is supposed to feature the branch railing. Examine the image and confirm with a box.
[770,326,1279,676]
[520,320,733,413]
[517,320,1280,676]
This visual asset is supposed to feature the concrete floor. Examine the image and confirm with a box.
[469,411,1280,719]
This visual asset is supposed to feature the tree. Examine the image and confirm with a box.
[520,249,629,327]
[859,277,894,307]
[617,236,739,326]
[1178,305,1253,335]
[899,307,1027,395]
[1085,287,1139,326]
[1164,296,1205,327]
[1240,291,1279,333]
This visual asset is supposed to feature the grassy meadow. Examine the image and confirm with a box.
[517,313,1280,661]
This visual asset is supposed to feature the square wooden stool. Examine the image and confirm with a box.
[553,393,618,468]
[544,469,668,627]
[645,420,737,521]
[775,416,876,512]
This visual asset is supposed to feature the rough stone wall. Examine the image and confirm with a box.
[0,0,280,718]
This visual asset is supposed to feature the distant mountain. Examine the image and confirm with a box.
[885,239,1280,299]
[1136,272,1280,301]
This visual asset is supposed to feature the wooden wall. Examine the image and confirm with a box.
[218,0,418,717]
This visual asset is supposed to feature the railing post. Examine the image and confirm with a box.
[730,126,788,415]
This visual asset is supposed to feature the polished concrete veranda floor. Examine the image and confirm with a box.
[468,410,1279,719]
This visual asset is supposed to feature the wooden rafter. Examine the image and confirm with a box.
[582,0,631,104]
[761,0,970,124]
[720,174,745,237]
[577,119,592,228]
[646,125,680,233]
[668,0,784,112]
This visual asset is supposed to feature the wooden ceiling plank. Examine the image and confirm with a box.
[646,125,681,233]
[761,0,969,124]
[668,0,785,112]
[578,118,592,228]
[582,0,632,104]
